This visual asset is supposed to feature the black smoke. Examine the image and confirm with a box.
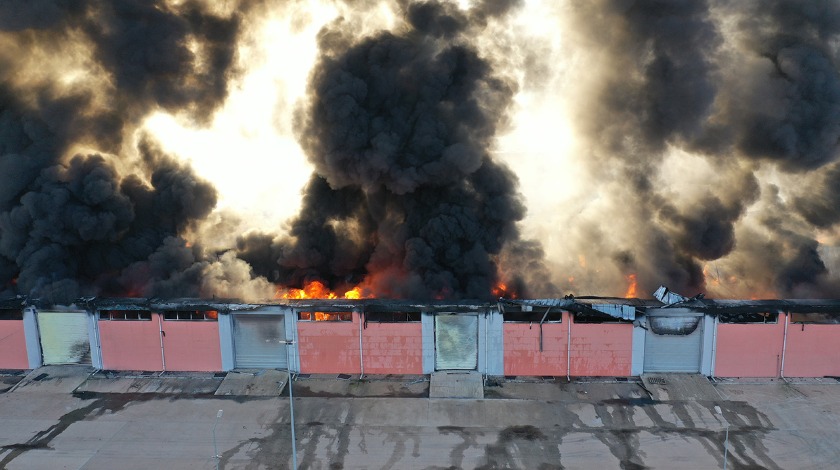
[239,0,550,299]
[556,0,840,297]
[7,0,840,302]
[0,1,251,303]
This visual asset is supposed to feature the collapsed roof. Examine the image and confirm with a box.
[4,286,840,321]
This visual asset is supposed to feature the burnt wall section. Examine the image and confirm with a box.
[3,298,840,377]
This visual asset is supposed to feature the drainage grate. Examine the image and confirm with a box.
[647,377,667,385]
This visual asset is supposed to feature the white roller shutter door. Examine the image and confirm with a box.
[435,314,478,370]
[643,316,703,373]
[37,311,92,365]
[233,314,288,369]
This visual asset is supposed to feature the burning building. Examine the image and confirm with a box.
[2,1,840,387]
[3,1,840,305]
[3,286,840,380]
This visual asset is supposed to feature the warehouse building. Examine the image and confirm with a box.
[1,288,839,379]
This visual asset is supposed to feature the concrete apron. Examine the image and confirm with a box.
[215,369,289,396]
[430,371,484,399]
[11,365,96,394]
[640,373,722,401]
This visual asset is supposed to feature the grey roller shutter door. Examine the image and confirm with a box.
[644,316,703,373]
[233,315,288,369]
[435,315,478,370]
[38,311,91,365]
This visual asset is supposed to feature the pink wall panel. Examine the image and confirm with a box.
[569,322,633,376]
[297,314,360,374]
[714,320,784,377]
[159,320,222,371]
[0,321,29,369]
[362,322,423,374]
[503,321,568,376]
[784,322,840,377]
[98,317,163,371]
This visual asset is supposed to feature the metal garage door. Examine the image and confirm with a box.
[233,314,288,369]
[37,311,91,365]
[435,314,478,370]
[644,316,703,373]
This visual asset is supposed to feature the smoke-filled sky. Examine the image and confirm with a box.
[2,0,840,303]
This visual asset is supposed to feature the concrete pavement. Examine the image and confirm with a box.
[0,368,838,469]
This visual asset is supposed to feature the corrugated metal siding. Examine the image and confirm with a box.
[643,317,703,373]
[233,314,288,369]
[435,315,477,370]
[38,311,91,365]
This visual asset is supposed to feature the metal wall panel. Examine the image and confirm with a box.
[37,311,91,365]
[233,314,288,369]
[435,314,478,370]
[643,316,703,373]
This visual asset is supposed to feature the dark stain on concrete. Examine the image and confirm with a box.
[292,383,427,398]
[294,402,356,470]
[602,396,657,407]
[499,425,545,442]
[0,375,24,393]
[438,425,481,468]
[0,395,101,467]
[476,425,563,470]
[218,405,291,470]
[578,398,781,470]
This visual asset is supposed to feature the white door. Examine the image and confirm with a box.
[233,314,288,369]
[37,311,91,365]
[643,316,703,373]
[435,314,478,370]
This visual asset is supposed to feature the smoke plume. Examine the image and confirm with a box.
[4,0,840,302]
[543,0,840,297]
[0,0,271,303]
[239,0,550,300]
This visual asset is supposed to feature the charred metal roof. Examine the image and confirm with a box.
[572,296,664,308]
[500,298,643,320]
[651,285,840,314]
[0,296,27,310]
[148,298,262,312]
[664,298,840,314]
[5,293,840,319]
[291,299,494,313]
[82,297,150,311]
[77,297,496,313]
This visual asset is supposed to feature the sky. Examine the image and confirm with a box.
[2,0,840,302]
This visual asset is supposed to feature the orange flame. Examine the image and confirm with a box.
[343,286,363,299]
[275,280,370,300]
[492,282,519,299]
[623,274,637,298]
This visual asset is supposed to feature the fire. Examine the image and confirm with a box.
[344,286,363,299]
[623,274,637,298]
[492,282,519,299]
[279,280,337,299]
[275,280,370,300]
